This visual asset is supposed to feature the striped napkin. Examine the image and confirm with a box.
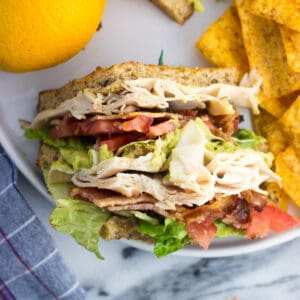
[0,145,85,300]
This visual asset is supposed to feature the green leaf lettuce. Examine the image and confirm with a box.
[50,198,110,259]
[24,128,87,150]
[232,129,266,151]
[214,221,246,238]
[189,0,204,12]
[138,218,190,258]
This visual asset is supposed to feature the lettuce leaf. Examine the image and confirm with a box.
[130,211,159,225]
[50,198,110,259]
[116,129,181,172]
[205,140,239,153]
[98,144,114,161]
[138,218,190,258]
[116,140,155,158]
[233,129,266,150]
[42,169,72,201]
[24,128,87,150]
[60,148,92,171]
[158,49,164,66]
[194,117,223,141]
[214,221,246,238]
[189,0,204,12]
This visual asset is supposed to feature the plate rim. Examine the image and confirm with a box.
[0,123,53,202]
[1,0,299,256]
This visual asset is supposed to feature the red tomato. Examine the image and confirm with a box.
[51,119,121,138]
[97,134,143,151]
[233,117,239,133]
[146,120,177,138]
[246,210,270,239]
[186,218,217,250]
[121,115,153,133]
[264,205,300,233]
[247,205,300,238]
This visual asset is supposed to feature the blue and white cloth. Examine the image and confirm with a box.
[0,145,85,300]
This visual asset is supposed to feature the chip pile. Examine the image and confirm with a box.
[196,0,300,209]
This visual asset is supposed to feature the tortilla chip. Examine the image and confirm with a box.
[258,91,298,119]
[280,90,300,109]
[236,0,300,98]
[280,26,300,73]
[281,95,300,155]
[253,110,289,156]
[258,95,288,119]
[251,0,300,32]
[266,182,289,212]
[275,146,300,206]
[196,5,249,76]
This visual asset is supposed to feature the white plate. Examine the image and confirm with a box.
[1,0,300,257]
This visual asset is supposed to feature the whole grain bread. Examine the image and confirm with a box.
[38,61,238,113]
[37,144,60,169]
[151,0,194,24]
[37,62,238,168]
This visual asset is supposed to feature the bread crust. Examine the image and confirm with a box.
[151,0,194,24]
[37,61,239,112]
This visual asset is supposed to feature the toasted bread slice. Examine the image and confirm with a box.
[151,0,194,24]
[38,61,238,112]
[37,62,238,167]
[37,143,60,169]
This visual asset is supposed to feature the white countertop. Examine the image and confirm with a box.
[19,174,300,300]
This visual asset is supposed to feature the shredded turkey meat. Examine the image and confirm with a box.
[72,173,213,210]
[30,71,261,128]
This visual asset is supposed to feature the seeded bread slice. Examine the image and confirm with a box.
[151,0,194,24]
[36,61,238,168]
[38,61,238,113]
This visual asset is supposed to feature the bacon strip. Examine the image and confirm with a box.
[70,187,169,217]
[71,187,156,207]
[184,191,267,231]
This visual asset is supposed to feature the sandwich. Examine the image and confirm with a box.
[151,0,205,24]
[151,0,195,25]
[25,62,299,258]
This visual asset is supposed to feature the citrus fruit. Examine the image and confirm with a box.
[0,0,106,72]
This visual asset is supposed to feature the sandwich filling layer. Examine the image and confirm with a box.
[31,71,261,128]
[25,69,300,258]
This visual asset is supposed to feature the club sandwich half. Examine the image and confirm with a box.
[25,62,299,258]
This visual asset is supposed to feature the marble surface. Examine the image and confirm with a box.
[19,174,300,300]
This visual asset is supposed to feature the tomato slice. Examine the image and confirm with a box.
[121,115,153,133]
[186,218,217,250]
[146,120,177,138]
[97,134,143,152]
[264,205,300,233]
[51,119,122,138]
[246,209,270,239]
[247,205,300,238]
[51,115,154,138]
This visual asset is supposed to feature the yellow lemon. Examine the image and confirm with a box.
[0,0,106,72]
